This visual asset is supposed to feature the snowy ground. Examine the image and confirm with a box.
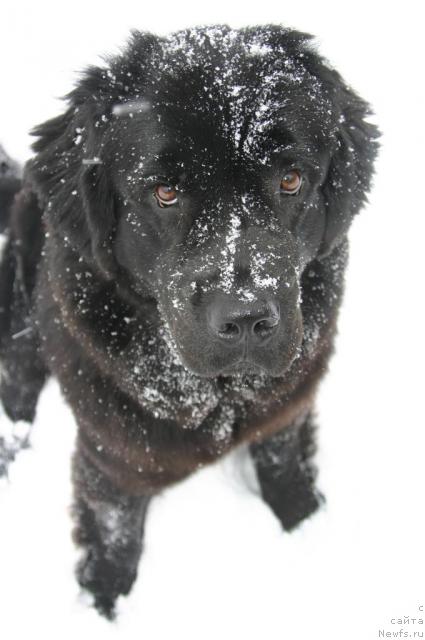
[1,1,424,639]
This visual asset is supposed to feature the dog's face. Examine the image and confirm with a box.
[32,26,379,378]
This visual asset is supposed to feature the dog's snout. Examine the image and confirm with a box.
[207,299,280,345]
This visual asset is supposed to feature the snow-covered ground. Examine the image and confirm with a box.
[0,2,424,639]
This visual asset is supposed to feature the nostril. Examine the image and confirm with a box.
[218,321,241,339]
[252,316,280,338]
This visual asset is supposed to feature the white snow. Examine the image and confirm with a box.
[219,212,241,292]
[0,2,424,640]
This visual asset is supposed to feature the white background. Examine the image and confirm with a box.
[0,1,424,639]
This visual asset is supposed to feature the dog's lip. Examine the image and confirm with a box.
[218,358,264,376]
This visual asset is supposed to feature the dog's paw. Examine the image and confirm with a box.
[76,546,137,620]
[272,485,325,531]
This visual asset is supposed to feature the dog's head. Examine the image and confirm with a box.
[31,25,379,378]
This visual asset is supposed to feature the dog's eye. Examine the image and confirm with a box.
[154,184,178,207]
[280,170,302,195]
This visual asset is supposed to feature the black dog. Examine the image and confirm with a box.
[0,25,379,617]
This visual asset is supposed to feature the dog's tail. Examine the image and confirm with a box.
[0,146,48,476]
[0,145,22,231]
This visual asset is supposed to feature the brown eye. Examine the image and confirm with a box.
[280,170,302,195]
[154,184,178,207]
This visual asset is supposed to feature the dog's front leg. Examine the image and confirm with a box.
[249,412,323,531]
[71,444,151,619]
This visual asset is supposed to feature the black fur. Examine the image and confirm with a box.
[250,412,322,530]
[0,145,21,233]
[0,25,379,616]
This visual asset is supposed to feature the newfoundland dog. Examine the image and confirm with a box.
[0,24,379,617]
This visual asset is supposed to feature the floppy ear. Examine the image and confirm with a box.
[79,160,118,277]
[30,79,118,278]
[311,62,380,256]
[30,32,162,279]
[254,26,381,257]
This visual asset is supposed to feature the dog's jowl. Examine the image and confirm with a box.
[0,25,379,617]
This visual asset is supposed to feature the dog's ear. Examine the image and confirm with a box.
[306,58,380,256]
[30,72,118,278]
[250,26,380,257]
[30,31,162,277]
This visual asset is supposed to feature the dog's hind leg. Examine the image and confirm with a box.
[249,412,324,531]
[0,228,47,424]
[0,154,48,477]
[72,444,151,619]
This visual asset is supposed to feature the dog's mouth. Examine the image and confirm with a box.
[217,358,266,377]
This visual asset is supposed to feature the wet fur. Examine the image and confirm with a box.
[0,25,379,617]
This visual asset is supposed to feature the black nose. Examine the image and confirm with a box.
[207,299,280,345]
